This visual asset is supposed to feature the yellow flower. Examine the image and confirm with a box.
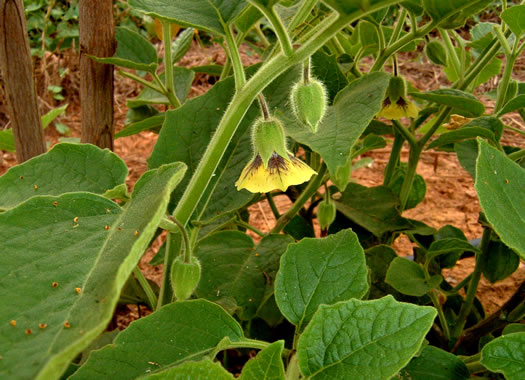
[235,153,316,193]
[378,96,419,120]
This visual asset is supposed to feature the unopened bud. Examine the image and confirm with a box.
[251,117,289,167]
[170,256,201,301]
[318,199,336,230]
[386,76,407,104]
[425,40,448,66]
[290,78,328,133]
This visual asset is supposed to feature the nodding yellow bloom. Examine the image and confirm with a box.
[235,152,316,193]
[378,96,419,120]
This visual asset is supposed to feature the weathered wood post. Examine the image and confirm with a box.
[79,0,116,149]
[0,0,47,162]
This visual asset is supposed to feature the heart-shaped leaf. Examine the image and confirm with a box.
[239,341,285,380]
[386,257,442,297]
[481,332,525,380]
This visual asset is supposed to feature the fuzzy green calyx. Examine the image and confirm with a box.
[170,256,201,301]
[291,78,328,133]
[252,117,289,168]
[425,40,448,66]
[386,75,407,104]
[317,198,336,230]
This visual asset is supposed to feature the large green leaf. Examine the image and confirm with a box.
[397,346,470,380]
[282,72,390,190]
[423,0,492,29]
[195,231,291,320]
[92,27,158,72]
[410,89,485,117]
[385,257,442,297]
[0,143,128,210]
[0,162,186,380]
[239,341,285,380]
[275,229,368,330]
[481,332,525,380]
[129,0,248,35]
[311,50,348,103]
[334,183,413,237]
[297,296,437,379]
[501,5,525,37]
[475,140,525,259]
[144,359,234,379]
[71,300,243,379]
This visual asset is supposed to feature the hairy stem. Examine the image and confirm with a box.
[162,21,181,108]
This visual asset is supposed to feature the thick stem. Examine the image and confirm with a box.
[162,21,181,108]
[451,228,491,338]
[494,41,518,112]
[429,290,451,341]
[171,3,403,227]
[252,2,294,57]
[271,164,327,234]
[439,28,461,80]
[392,119,417,148]
[383,131,404,186]
[224,24,246,90]
[398,145,421,211]
[388,8,407,46]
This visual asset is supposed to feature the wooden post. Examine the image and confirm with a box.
[0,0,47,162]
[79,0,115,150]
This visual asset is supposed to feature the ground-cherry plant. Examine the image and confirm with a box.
[2,1,525,379]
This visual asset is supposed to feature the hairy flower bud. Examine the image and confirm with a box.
[290,78,328,133]
[317,198,336,230]
[252,117,289,168]
[425,40,448,66]
[170,256,201,301]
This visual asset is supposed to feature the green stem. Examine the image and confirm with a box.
[509,148,525,160]
[398,145,420,211]
[162,21,181,108]
[388,8,407,46]
[227,338,291,357]
[494,37,519,112]
[157,232,181,309]
[493,25,512,57]
[451,228,491,338]
[266,193,281,218]
[133,267,158,310]
[172,3,402,227]
[392,119,417,148]
[466,361,487,375]
[235,218,266,237]
[369,18,385,55]
[224,24,246,90]
[383,132,404,186]
[285,353,301,380]
[287,0,317,33]
[170,217,192,263]
[429,290,451,341]
[439,28,462,81]
[271,164,327,234]
[254,22,270,48]
[252,2,294,57]
[119,70,163,93]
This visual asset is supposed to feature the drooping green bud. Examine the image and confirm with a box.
[251,116,289,167]
[170,256,201,301]
[386,75,407,104]
[425,40,448,66]
[290,78,328,133]
[317,198,336,230]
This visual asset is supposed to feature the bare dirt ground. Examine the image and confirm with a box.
[1,40,524,326]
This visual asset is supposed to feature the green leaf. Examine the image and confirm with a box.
[0,128,15,152]
[397,346,470,380]
[455,139,478,178]
[385,257,442,296]
[481,238,520,283]
[501,5,525,37]
[127,67,195,107]
[41,103,68,129]
[390,164,426,210]
[323,0,394,16]
[334,183,413,237]
[427,238,478,261]
[0,162,186,380]
[235,5,262,33]
[0,143,128,210]
[311,50,348,104]
[365,245,399,300]
[71,300,242,379]
[115,114,165,138]
[283,72,390,190]
[143,359,234,379]
[503,324,525,335]
[475,140,525,259]
[275,229,368,330]
[195,231,263,320]
[92,27,157,72]
[423,0,492,29]
[129,0,248,36]
[481,332,525,380]
[239,341,285,380]
[497,95,525,116]
[409,89,485,117]
[297,295,437,379]
[172,27,195,64]
[427,127,497,150]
